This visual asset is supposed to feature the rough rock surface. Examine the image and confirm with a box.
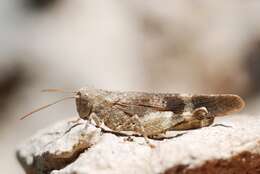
[17,115,260,174]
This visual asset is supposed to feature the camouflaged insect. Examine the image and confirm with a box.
[21,87,245,145]
[75,88,245,140]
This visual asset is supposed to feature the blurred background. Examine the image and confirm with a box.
[1,0,260,173]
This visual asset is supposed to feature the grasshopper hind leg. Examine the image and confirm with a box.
[140,111,182,136]
[171,107,214,130]
[112,114,155,147]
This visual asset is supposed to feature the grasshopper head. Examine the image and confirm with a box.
[76,91,93,120]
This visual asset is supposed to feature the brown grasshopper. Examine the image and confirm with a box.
[21,87,245,146]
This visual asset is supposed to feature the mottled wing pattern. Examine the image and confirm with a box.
[113,92,178,117]
[190,94,245,116]
[114,92,245,117]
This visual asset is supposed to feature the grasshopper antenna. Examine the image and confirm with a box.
[20,96,79,120]
[41,88,77,94]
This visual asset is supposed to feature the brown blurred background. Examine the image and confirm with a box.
[1,0,260,173]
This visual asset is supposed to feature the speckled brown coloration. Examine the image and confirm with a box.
[75,87,245,138]
[191,94,245,117]
[165,96,185,114]
[164,151,260,174]
[19,87,245,145]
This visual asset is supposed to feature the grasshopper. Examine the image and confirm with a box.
[21,87,245,146]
